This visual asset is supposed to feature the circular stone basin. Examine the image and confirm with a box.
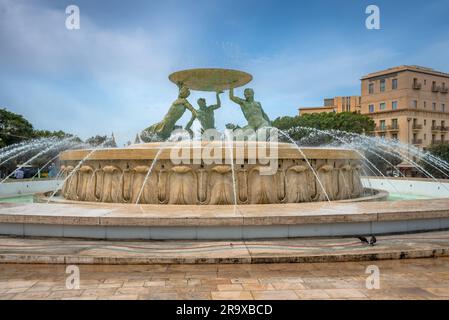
[168,68,253,91]
[59,142,364,205]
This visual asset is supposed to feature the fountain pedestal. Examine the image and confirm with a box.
[59,142,364,205]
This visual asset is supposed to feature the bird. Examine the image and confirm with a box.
[369,235,377,246]
[357,236,369,244]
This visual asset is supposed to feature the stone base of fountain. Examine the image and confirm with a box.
[58,142,365,205]
[5,193,449,241]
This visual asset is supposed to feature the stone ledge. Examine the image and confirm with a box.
[1,199,449,227]
[0,231,448,264]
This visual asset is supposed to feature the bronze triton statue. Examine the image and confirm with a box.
[186,91,223,132]
[143,68,271,141]
[229,87,271,131]
[141,83,197,141]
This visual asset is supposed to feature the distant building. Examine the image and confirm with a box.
[298,96,361,116]
[360,65,449,149]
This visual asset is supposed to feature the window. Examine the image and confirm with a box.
[412,100,418,108]
[380,120,386,129]
[443,104,446,112]
[369,104,375,113]
[392,101,398,110]
[392,119,398,129]
[392,133,398,140]
[433,102,436,111]
[380,79,386,92]
[424,101,426,108]
[424,119,427,126]
[380,102,386,110]
[368,83,374,94]
[424,134,427,141]
[392,79,398,89]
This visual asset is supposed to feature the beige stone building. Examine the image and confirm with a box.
[299,96,361,115]
[361,65,449,150]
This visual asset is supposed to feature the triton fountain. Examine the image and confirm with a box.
[56,69,368,205]
[1,68,449,244]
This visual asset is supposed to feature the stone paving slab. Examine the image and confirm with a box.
[1,258,449,300]
[1,230,449,264]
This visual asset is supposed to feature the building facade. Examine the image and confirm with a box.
[361,65,449,149]
[299,96,361,115]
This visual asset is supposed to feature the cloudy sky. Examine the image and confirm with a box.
[1,0,449,145]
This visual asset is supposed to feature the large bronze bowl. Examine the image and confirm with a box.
[169,68,253,91]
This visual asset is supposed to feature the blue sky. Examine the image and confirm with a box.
[1,0,449,145]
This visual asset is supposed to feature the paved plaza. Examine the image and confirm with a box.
[1,257,449,300]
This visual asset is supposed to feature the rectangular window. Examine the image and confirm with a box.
[380,79,386,92]
[443,104,445,112]
[433,102,436,111]
[369,104,374,113]
[368,83,374,94]
[412,100,418,108]
[392,79,398,89]
[424,101,426,108]
[392,119,398,129]
[392,101,398,110]
[392,133,398,140]
[380,102,386,110]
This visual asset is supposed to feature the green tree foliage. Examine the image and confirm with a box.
[272,112,375,141]
[1,108,80,148]
[33,129,81,142]
[85,134,117,147]
[365,149,403,176]
[0,108,34,147]
[85,135,108,146]
[420,143,449,179]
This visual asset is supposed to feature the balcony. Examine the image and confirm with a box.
[432,84,440,92]
[431,140,447,145]
[441,86,448,94]
[412,139,423,145]
[432,126,449,132]
[412,82,422,90]
[412,124,423,130]
[375,126,387,132]
[387,125,399,131]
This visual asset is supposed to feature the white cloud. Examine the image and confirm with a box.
[2,0,445,145]
[0,0,194,144]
